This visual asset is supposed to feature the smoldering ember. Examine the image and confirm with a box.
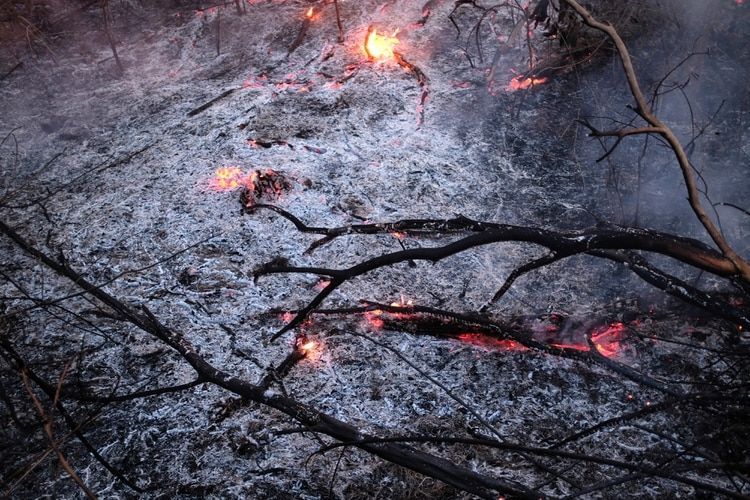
[1,0,749,498]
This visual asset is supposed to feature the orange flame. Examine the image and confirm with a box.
[305,7,314,18]
[390,296,413,308]
[297,335,322,360]
[365,27,399,60]
[211,167,244,191]
[506,75,548,91]
[300,339,317,353]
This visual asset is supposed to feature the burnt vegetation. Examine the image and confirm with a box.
[1,0,749,498]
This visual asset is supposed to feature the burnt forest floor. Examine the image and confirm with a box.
[1,0,749,498]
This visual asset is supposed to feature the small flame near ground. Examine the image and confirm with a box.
[363,296,415,330]
[296,334,323,362]
[390,295,413,308]
[211,167,246,191]
[506,75,548,92]
[361,298,627,358]
[305,7,314,18]
[299,339,318,355]
[365,27,399,61]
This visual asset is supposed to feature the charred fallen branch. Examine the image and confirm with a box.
[286,11,312,57]
[333,0,344,43]
[2,0,749,497]
[0,338,145,494]
[298,301,684,395]
[187,87,239,117]
[393,51,429,125]
[0,219,541,500]
[251,206,749,336]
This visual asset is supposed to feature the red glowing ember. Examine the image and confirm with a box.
[314,279,331,291]
[281,311,295,323]
[241,168,292,206]
[457,333,527,352]
[506,75,548,91]
[365,27,399,61]
[590,322,626,358]
[364,309,385,330]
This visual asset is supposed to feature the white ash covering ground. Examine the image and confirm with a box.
[0,0,748,498]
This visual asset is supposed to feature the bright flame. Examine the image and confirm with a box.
[300,340,317,353]
[297,336,322,360]
[305,7,314,18]
[390,295,413,308]
[391,297,414,307]
[506,75,548,91]
[211,167,244,191]
[365,27,399,60]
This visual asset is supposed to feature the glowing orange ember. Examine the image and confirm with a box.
[211,167,244,191]
[305,7,314,18]
[296,335,322,360]
[364,309,384,329]
[591,322,626,358]
[457,333,527,352]
[300,340,317,353]
[506,75,548,91]
[365,27,399,60]
[550,343,589,351]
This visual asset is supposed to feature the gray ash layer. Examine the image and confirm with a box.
[0,1,748,498]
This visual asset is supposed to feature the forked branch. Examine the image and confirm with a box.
[562,0,750,282]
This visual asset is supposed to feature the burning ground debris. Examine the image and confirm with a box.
[364,26,400,60]
[209,167,292,206]
[1,0,749,498]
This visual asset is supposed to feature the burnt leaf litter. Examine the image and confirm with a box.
[0,0,749,498]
